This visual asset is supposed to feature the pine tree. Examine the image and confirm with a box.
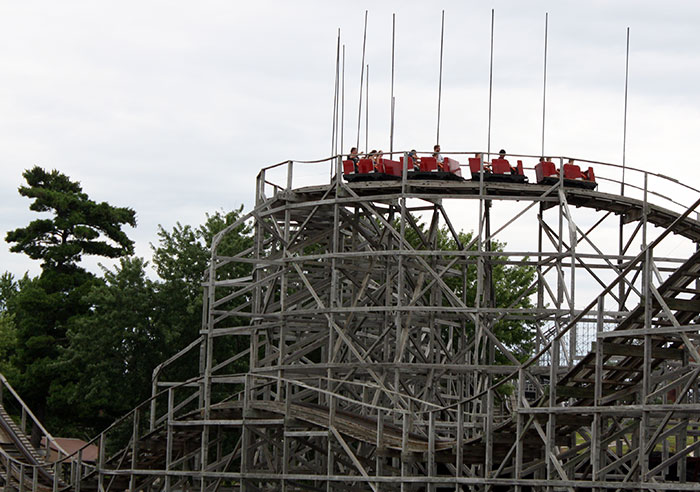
[5,166,136,437]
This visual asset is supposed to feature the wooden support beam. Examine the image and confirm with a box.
[660,297,700,313]
[596,342,684,360]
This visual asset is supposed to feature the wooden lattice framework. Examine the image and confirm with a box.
[4,152,700,492]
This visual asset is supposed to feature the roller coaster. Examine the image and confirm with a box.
[3,151,700,491]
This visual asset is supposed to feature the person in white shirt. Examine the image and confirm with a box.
[433,144,445,171]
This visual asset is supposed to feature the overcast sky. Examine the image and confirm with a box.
[3,0,700,281]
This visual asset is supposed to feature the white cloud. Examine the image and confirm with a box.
[2,0,700,288]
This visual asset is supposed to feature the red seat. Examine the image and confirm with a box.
[584,166,595,182]
[444,157,462,177]
[420,156,438,172]
[400,156,418,171]
[382,159,402,177]
[535,161,558,182]
[516,160,524,176]
[343,160,356,175]
[358,159,374,174]
[491,158,512,175]
[563,163,584,180]
[469,157,485,174]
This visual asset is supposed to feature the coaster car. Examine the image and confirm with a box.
[469,157,528,183]
[535,161,597,190]
[343,155,464,182]
[406,156,464,181]
[343,158,400,182]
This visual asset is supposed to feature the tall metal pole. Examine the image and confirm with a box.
[331,29,340,158]
[330,29,341,180]
[341,44,346,158]
[335,32,341,157]
[356,11,368,151]
[390,13,396,155]
[541,12,549,157]
[618,28,630,313]
[436,10,445,145]
[366,64,369,153]
[621,27,630,195]
[487,9,495,159]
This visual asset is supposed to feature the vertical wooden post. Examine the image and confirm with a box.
[241,373,251,492]
[97,434,105,492]
[592,297,605,489]
[75,448,82,492]
[456,401,464,485]
[401,402,412,492]
[165,388,174,491]
[514,369,524,492]
[19,463,26,492]
[428,411,436,492]
[376,410,384,486]
[485,387,494,487]
[639,172,651,482]
[281,381,290,492]
[128,408,140,492]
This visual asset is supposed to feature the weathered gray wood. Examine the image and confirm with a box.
[36,159,700,491]
[596,342,684,360]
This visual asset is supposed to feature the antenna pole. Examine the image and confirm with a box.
[366,64,369,154]
[541,12,548,157]
[341,44,346,158]
[487,9,495,158]
[390,13,396,154]
[356,11,368,152]
[618,27,631,313]
[621,27,630,196]
[436,10,445,145]
[331,29,340,159]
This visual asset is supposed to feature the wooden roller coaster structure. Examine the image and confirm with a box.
[3,152,700,491]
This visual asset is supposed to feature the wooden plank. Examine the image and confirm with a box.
[596,325,700,339]
[661,297,700,312]
[600,342,684,360]
[668,286,700,295]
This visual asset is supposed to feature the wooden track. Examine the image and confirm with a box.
[276,180,700,243]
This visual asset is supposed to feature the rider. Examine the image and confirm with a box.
[433,144,445,171]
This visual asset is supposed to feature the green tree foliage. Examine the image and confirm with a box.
[151,208,253,379]
[4,166,255,438]
[0,272,21,379]
[52,258,161,433]
[4,167,136,434]
[50,209,253,437]
[403,220,536,362]
[0,271,20,311]
[0,315,17,377]
[6,167,136,268]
